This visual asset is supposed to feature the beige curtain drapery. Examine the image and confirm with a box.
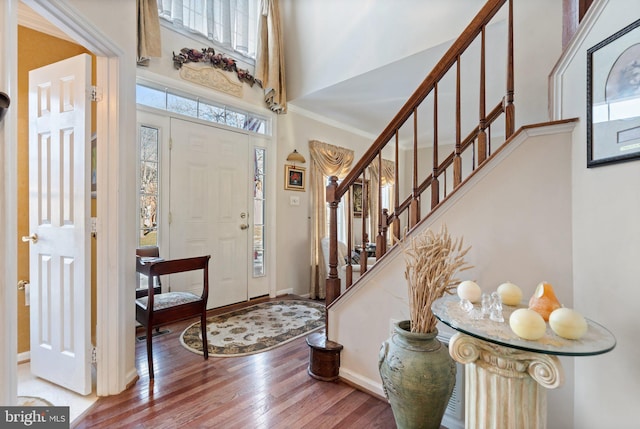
[368,159,396,246]
[256,0,287,113]
[309,140,354,299]
[137,0,162,66]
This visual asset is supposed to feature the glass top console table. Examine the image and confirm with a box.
[432,295,616,429]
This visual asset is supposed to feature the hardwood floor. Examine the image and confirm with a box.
[74,296,396,428]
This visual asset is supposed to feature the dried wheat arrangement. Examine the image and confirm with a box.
[402,225,472,333]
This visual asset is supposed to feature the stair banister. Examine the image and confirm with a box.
[325,0,513,307]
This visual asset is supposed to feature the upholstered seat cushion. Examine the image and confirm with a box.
[136,291,200,311]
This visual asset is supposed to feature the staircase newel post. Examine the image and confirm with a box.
[325,176,341,306]
[306,175,344,383]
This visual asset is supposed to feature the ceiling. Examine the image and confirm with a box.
[280,0,492,142]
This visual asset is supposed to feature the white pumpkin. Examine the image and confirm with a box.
[509,308,547,340]
[549,308,588,340]
[497,281,523,306]
[457,280,482,303]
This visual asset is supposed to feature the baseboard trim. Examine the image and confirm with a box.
[275,287,293,296]
[338,367,385,400]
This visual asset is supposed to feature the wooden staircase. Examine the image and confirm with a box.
[309,0,516,381]
[324,0,515,306]
[310,0,585,385]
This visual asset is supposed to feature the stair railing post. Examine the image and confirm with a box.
[478,25,488,164]
[376,208,389,259]
[453,56,463,187]
[393,131,401,241]
[325,176,341,306]
[431,83,440,209]
[505,0,515,138]
[410,109,420,228]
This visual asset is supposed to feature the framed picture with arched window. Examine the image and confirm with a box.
[587,18,640,167]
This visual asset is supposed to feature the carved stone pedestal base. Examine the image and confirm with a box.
[449,333,564,429]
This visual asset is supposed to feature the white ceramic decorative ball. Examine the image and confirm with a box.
[457,280,482,303]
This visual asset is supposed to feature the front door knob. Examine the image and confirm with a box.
[240,224,249,230]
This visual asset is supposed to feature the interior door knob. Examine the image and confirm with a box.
[21,233,38,243]
[240,224,249,230]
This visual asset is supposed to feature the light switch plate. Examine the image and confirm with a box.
[290,196,300,206]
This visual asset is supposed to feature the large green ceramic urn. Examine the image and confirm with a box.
[378,320,456,429]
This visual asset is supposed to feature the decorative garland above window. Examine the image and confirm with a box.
[172,47,262,88]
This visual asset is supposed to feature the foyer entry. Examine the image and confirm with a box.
[169,118,251,309]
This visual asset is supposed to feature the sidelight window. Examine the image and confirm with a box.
[138,125,160,246]
[253,147,266,277]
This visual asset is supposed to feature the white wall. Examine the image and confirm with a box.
[553,1,640,427]
[1,0,19,406]
[512,0,563,128]
[64,0,139,395]
[280,0,487,100]
[276,108,375,296]
[330,124,576,429]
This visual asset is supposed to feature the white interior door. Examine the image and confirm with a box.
[169,118,249,308]
[27,54,92,395]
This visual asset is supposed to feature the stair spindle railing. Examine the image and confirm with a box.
[326,0,514,306]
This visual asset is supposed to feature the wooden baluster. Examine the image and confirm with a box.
[345,188,353,288]
[410,108,420,228]
[360,172,368,274]
[431,82,440,209]
[478,26,488,165]
[453,56,463,187]
[393,131,401,242]
[375,153,387,257]
[325,176,340,306]
[377,209,389,259]
[505,0,515,138]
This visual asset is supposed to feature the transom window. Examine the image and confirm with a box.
[136,83,269,135]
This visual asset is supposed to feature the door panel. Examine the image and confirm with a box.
[169,118,249,308]
[28,54,92,395]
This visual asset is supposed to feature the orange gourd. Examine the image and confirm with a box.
[528,281,561,321]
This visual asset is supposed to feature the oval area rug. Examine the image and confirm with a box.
[180,300,325,357]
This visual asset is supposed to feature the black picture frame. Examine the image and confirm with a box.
[587,18,640,167]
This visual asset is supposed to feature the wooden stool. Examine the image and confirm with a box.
[306,331,343,381]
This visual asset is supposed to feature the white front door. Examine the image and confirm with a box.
[169,118,249,308]
[27,54,92,395]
